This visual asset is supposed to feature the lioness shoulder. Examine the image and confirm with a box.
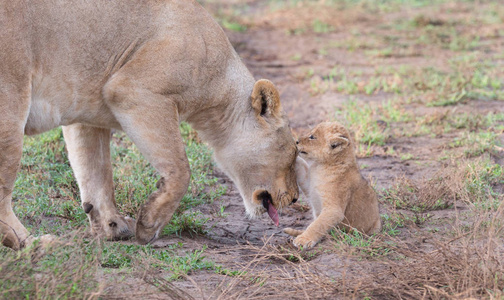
[284,121,381,248]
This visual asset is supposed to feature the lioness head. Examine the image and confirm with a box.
[297,122,354,164]
[214,80,299,225]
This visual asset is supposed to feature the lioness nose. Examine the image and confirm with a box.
[292,198,298,203]
[296,140,299,144]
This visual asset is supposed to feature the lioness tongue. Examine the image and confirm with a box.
[267,203,279,226]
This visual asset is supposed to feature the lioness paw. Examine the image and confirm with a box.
[293,234,317,249]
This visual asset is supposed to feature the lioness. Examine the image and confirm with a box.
[0,0,299,250]
[284,122,381,248]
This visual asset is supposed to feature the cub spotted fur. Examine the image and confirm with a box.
[284,122,381,248]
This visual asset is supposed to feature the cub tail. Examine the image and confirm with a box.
[283,228,304,237]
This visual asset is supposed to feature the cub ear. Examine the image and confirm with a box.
[329,136,349,150]
[251,79,281,119]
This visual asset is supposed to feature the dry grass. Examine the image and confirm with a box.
[0,231,206,300]
[0,231,102,299]
[192,205,504,299]
[382,171,458,213]
[209,237,343,299]
[186,158,504,299]
[102,271,194,300]
[363,204,504,299]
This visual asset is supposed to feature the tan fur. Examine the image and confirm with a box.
[0,0,298,249]
[284,122,381,248]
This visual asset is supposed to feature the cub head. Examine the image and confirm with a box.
[213,80,299,225]
[297,121,354,164]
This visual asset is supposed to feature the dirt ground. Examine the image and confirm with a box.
[105,1,504,299]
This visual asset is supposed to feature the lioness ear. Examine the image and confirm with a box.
[251,79,281,119]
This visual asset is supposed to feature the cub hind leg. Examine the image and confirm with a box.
[369,216,382,235]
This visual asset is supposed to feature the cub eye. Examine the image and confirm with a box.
[309,135,315,140]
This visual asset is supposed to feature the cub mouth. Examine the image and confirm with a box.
[257,191,279,226]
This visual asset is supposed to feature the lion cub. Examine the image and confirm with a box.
[285,122,381,248]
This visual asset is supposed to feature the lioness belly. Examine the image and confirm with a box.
[25,96,64,135]
[25,80,118,135]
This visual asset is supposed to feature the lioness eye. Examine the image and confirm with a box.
[309,135,315,140]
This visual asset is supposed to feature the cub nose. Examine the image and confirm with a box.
[292,198,298,203]
[296,140,299,144]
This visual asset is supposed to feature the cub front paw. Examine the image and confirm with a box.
[293,234,318,249]
[283,227,303,237]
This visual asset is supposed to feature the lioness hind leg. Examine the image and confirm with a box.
[104,77,190,245]
[0,93,30,249]
[62,124,135,240]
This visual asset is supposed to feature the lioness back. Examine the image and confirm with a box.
[5,0,232,134]
[285,122,381,248]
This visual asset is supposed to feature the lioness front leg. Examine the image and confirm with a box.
[0,99,30,249]
[293,208,345,249]
[62,124,135,240]
[104,79,190,244]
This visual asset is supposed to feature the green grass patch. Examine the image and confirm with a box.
[221,19,247,32]
[14,129,86,234]
[335,99,389,146]
[312,19,333,33]
[14,122,225,238]
[0,236,100,299]
[101,242,236,281]
[0,235,236,299]
[6,122,229,296]
[380,213,406,236]
[163,211,210,237]
[268,0,452,13]
[449,131,500,158]
[406,64,503,106]
[463,158,503,210]
[331,229,393,257]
